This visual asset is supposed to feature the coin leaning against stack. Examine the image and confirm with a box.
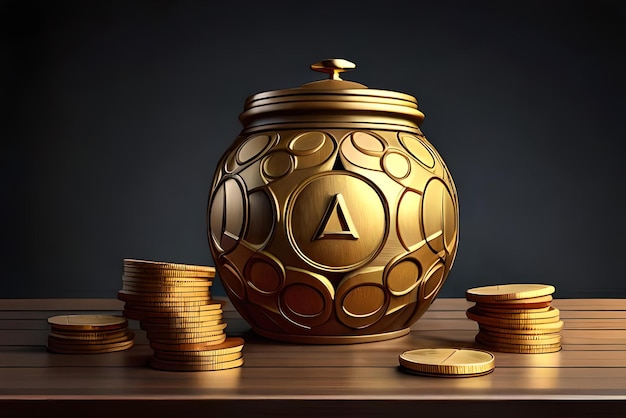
[118,258,245,371]
[465,284,563,354]
[47,315,134,354]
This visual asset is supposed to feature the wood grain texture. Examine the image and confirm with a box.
[1,298,625,418]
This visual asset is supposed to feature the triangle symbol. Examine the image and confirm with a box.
[313,193,359,240]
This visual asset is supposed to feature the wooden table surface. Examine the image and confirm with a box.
[1,297,625,418]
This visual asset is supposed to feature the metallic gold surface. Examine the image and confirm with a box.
[466,284,555,302]
[48,315,127,331]
[466,306,561,326]
[476,330,562,345]
[399,348,495,377]
[123,259,216,274]
[149,356,244,372]
[149,337,228,351]
[49,329,129,341]
[47,338,135,354]
[310,59,356,81]
[471,305,560,320]
[208,60,459,344]
[479,320,564,334]
[474,335,562,354]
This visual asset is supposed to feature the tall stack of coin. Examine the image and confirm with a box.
[47,315,134,354]
[465,284,562,354]
[118,258,245,371]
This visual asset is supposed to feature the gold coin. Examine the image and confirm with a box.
[147,332,226,344]
[122,304,223,320]
[122,272,214,281]
[117,289,211,301]
[47,338,134,353]
[129,301,224,314]
[119,299,211,312]
[123,268,215,278]
[140,316,223,330]
[122,283,212,293]
[123,259,216,273]
[466,284,555,302]
[475,337,561,354]
[47,341,134,354]
[143,311,224,321]
[49,332,134,345]
[122,275,212,283]
[48,315,127,332]
[125,293,214,302]
[472,305,551,315]
[142,310,224,322]
[476,331,562,346]
[153,350,243,364]
[479,329,562,341]
[146,322,227,335]
[120,299,213,308]
[152,337,245,355]
[470,306,560,320]
[399,348,495,377]
[466,306,560,326]
[479,320,564,334]
[149,335,228,351]
[142,319,225,332]
[474,296,553,310]
[147,327,226,339]
[48,329,129,341]
[149,356,244,372]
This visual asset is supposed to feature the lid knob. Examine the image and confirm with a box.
[310,59,356,81]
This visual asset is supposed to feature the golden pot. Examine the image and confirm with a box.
[207,59,459,344]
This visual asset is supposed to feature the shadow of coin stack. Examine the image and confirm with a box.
[47,315,134,354]
[118,259,245,371]
[465,284,563,354]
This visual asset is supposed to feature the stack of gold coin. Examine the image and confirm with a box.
[47,315,134,354]
[118,258,244,371]
[465,284,562,354]
[399,348,495,377]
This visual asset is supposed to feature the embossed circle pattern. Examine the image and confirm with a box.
[421,262,445,301]
[287,173,388,271]
[262,152,294,179]
[352,132,385,155]
[397,190,423,250]
[208,177,246,254]
[245,253,284,294]
[337,283,388,329]
[282,284,325,317]
[422,178,455,255]
[244,190,275,247]
[398,132,435,168]
[237,134,272,165]
[383,151,411,179]
[219,262,246,301]
[289,132,326,156]
[386,259,420,296]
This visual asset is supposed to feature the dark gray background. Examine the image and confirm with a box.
[2,0,624,299]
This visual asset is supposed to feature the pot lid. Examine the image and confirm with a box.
[239,59,425,134]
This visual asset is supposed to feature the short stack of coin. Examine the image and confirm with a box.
[118,258,244,371]
[465,284,562,354]
[47,315,134,354]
